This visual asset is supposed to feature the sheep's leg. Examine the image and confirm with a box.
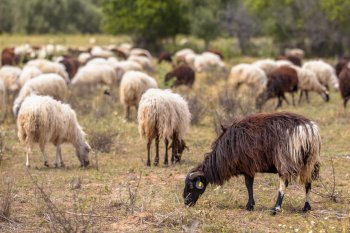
[276,97,283,109]
[299,91,304,104]
[291,93,295,106]
[344,98,349,108]
[282,94,289,105]
[26,146,32,168]
[146,140,151,166]
[244,175,255,211]
[171,133,178,164]
[305,91,310,103]
[272,177,288,214]
[164,138,169,165]
[39,143,49,167]
[54,145,65,168]
[125,106,130,121]
[302,182,312,212]
[154,135,159,166]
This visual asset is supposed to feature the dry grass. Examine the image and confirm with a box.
[0,35,349,232]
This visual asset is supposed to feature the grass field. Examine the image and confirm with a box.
[0,36,350,232]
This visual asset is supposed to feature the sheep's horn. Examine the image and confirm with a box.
[189,171,204,180]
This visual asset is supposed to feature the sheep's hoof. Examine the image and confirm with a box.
[44,161,49,167]
[146,161,151,166]
[302,202,311,212]
[270,207,281,215]
[54,163,59,168]
[61,162,65,168]
[83,160,89,167]
[153,161,159,166]
[26,164,30,168]
[246,203,254,211]
[164,161,168,166]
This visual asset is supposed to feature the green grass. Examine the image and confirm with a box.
[0,35,349,232]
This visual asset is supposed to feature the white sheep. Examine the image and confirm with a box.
[0,80,6,113]
[120,71,158,121]
[252,59,278,75]
[194,52,225,72]
[26,59,69,83]
[285,48,305,59]
[71,64,119,86]
[293,66,329,103]
[91,46,114,58]
[130,48,152,59]
[18,66,42,87]
[13,73,68,117]
[78,52,92,65]
[17,95,90,168]
[229,64,268,96]
[0,65,21,93]
[303,60,339,90]
[127,55,154,72]
[138,88,191,166]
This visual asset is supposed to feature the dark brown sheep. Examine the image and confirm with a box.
[256,66,298,109]
[183,112,320,214]
[335,57,350,78]
[158,51,173,64]
[59,56,80,80]
[1,48,19,66]
[339,66,350,108]
[164,65,195,88]
[276,55,302,66]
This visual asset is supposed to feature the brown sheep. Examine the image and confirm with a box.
[1,48,19,66]
[164,65,195,88]
[339,66,350,108]
[158,51,173,64]
[59,56,80,80]
[256,66,299,109]
[183,112,320,214]
[335,57,350,78]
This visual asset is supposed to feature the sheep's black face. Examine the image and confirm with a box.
[175,140,188,162]
[321,92,330,102]
[183,172,207,206]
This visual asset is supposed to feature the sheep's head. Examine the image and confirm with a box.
[169,139,188,163]
[183,170,207,206]
[321,91,330,102]
[256,91,271,110]
[76,142,90,167]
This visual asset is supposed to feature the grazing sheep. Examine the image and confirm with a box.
[17,95,90,168]
[164,65,195,88]
[335,57,350,77]
[183,112,320,214]
[339,66,350,108]
[0,66,21,93]
[285,48,305,59]
[26,59,69,83]
[130,48,152,59]
[194,52,225,72]
[1,47,19,66]
[138,88,191,166]
[207,49,224,59]
[158,51,173,64]
[59,56,80,80]
[256,66,299,109]
[303,60,339,90]
[128,55,154,72]
[293,67,329,103]
[229,64,268,96]
[78,52,92,65]
[252,59,278,75]
[111,48,128,60]
[175,48,195,64]
[91,46,114,58]
[13,74,68,117]
[276,55,302,67]
[71,64,119,86]
[18,66,42,87]
[120,71,158,121]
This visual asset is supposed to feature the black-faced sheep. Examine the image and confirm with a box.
[256,66,299,109]
[339,66,350,108]
[120,71,158,121]
[13,73,68,117]
[164,65,195,88]
[183,112,320,214]
[335,57,350,77]
[138,89,191,166]
[17,95,90,168]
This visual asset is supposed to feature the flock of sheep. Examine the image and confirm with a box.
[0,43,349,214]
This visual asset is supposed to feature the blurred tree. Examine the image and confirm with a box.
[189,0,222,49]
[0,0,13,34]
[102,0,189,50]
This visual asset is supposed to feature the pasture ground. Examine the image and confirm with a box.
[0,35,350,232]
